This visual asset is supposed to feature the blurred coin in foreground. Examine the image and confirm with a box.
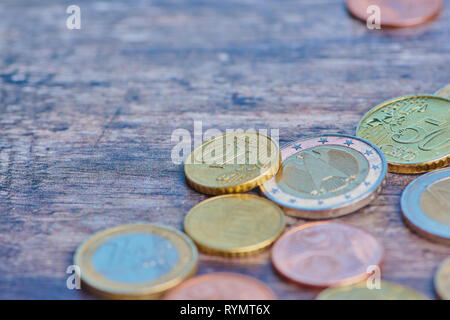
[435,257,450,300]
[74,224,198,299]
[317,281,428,300]
[401,168,450,245]
[184,194,285,256]
[271,222,383,287]
[163,272,276,300]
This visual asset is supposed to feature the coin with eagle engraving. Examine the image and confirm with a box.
[260,134,386,219]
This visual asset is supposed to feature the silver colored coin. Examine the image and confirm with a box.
[401,168,450,245]
[260,134,387,219]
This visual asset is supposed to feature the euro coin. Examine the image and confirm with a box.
[73,224,198,299]
[184,132,281,195]
[401,168,450,245]
[346,0,443,28]
[435,257,450,300]
[163,272,276,300]
[271,222,383,287]
[260,134,387,219]
[184,194,285,257]
[435,84,450,99]
[356,95,450,173]
[317,281,428,300]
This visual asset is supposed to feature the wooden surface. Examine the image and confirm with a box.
[0,0,449,300]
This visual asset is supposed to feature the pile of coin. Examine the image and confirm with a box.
[73,84,449,300]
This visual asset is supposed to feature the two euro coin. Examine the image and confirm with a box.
[260,134,387,219]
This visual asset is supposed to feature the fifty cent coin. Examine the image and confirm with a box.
[260,134,387,219]
[163,272,276,300]
[401,168,450,245]
[271,222,383,287]
[184,194,285,257]
[435,257,450,300]
[317,281,428,300]
[184,132,280,195]
[436,84,450,99]
[346,0,443,28]
[357,95,450,173]
[74,224,198,299]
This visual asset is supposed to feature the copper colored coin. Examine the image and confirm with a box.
[346,0,443,28]
[162,272,276,300]
[271,222,383,288]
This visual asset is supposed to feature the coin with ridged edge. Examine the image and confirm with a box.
[184,194,285,257]
[401,167,450,245]
[435,257,450,300]
[260,134,387,219]
[317,281,428,300]
[184,132,281,195]
[435,84,450,99]
[162,272,276,300]
[356,95,450,174]
[73,224,198,299]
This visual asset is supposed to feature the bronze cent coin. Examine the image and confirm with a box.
[346,0,443,28]
[271,222,383,288]
[162,272,276,300]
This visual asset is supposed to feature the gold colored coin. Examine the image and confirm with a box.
[184,132,281,195]
[317,281,428,300]
[184,194,285,256]
[356,95,450,173]
[436,85,450,99]
[435,257,450,300]
[73,224,198,299]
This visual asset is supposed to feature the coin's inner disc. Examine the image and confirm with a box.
[276,145,369,199]
[419,176,450,226]
[91,233,179,283]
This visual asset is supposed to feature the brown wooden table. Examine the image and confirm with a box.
[0,0,449,299]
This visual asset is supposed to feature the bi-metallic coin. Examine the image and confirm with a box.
[260,134,387,219]
[401,168,450,245]
[73,224,198,299]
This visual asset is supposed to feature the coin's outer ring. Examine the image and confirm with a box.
[316,281,428,300]
[162,272,276,300]
[184,132,281,195]
[434,257,450,300]
[346,0,443,28]
[184,194,286,257]
[271,221,384,288]
[260,134,387,219]
[356,95,450,174]
[73,224,198,299]
[401,168,450,245]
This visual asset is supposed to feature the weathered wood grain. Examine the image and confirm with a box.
[0,0,449,299]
